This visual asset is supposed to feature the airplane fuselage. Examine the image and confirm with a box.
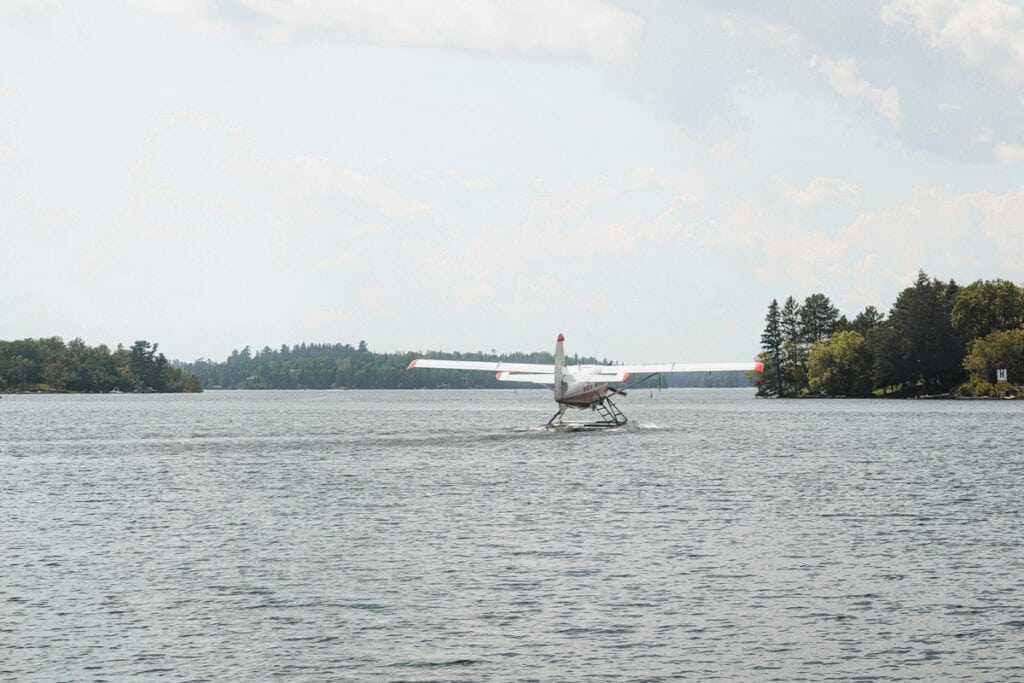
[559,375,612,408]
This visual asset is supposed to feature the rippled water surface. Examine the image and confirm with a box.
[3,389,1024,681]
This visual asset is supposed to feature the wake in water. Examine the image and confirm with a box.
[512,420,663,434]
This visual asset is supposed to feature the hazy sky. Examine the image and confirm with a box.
[2,1,1024,363]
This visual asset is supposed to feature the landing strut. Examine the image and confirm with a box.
[546,396,628,430]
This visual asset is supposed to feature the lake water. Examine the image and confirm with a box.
[3,389,1024,681]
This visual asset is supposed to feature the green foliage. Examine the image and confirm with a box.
[962,329,1024,393]
[0,337,201,393]
[800,293,840,343]
[851,305,885,335]
[951,279,1024,344]
[177,343,754,391]
[755,299,784,396]
[754,292,839,397]
[807,331,874,397]
[756,271,1024,398]
[887,271,963,392]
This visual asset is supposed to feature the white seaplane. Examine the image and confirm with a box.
[408,333,763,429]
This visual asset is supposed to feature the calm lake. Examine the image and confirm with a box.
[3,389,1024,681]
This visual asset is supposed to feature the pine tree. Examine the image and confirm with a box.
[800,293,839,343]
[756,299,784,396]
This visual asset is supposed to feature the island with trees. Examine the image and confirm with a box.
[0,338,202,393]
[753,271,1024,398]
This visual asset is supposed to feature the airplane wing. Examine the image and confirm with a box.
[587,361,762,376]
[407,359,554,373]
[407,358,556,387]
[408,358,761,383]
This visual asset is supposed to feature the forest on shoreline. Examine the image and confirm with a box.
[1,337,752,393]
[753,271,1024,399]
[8,270,1019,397]
[0,338,201,393]
[176,343,752,391]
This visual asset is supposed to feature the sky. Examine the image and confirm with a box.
[2,0,1024,364]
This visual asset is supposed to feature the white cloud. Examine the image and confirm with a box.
[696,182,1024,314]
[420,169,495,192]
[841,185,1024,284]
[499,273,607,321]
[131,0,644,62]
[531,175,621,222]
[995,142,1024,164]
[315,246,365,274]
[0,143,22,164]
[708,131,751,163]
[881,0,1024,87]
[0,0,62,15]
[0,87,21,164]
[73,244,111,289]
[771,175,862,208]
[298,308,360,330]
[626,166,704,203]
[753,23,803,55]
[811,54,901,125]
[227,154,431,220]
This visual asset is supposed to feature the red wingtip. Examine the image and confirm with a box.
[754,362,764,373]
[407,360,417,369]
[623,372,630,382]
[557,333,565,342]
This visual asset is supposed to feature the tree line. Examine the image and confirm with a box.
[1,337,754,393]
[177,342,608,390]
[0,338,202,393]
[753,271,1024,398]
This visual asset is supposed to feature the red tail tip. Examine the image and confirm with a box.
[754,362,764,373]
[557,333,565,342]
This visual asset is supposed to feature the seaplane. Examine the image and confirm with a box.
[408,333,763,429]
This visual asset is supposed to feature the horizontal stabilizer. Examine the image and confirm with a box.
[496,372,555,384]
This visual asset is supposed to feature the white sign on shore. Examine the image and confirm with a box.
[997,368,1008,384]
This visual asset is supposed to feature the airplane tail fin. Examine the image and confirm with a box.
[553,333,566,402]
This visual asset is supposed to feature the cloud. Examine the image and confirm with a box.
[626,166,704,203]
[315,246,365,274]
[881,0,1024,87]
[420,169,495,192]
[499,273,607,321]
[708,131,751,163]
[226,154,432,220]
[0,144,23,164]
[298,308,360,330]
[0,0,62,15]
[131,0,644,62]
[839,185,1024,291]
[771,175,862,208]
[399,170,705,312]
[995,143,1024,164]
[694,181,1024,316]
[810,54,901,125]
[0,88,21,164]
[73,244,111,289]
